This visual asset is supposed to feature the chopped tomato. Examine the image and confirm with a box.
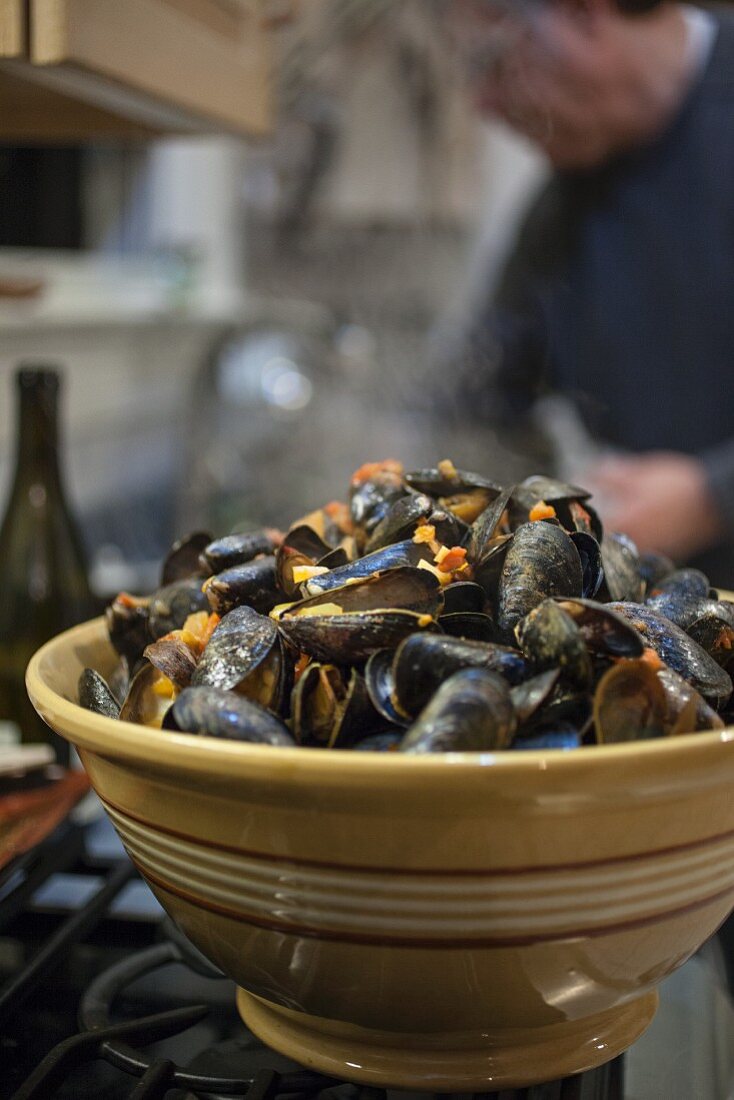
[529,501,557,522]
[350,459,404,486]
[640,648,664,671]
[435,546,467,573]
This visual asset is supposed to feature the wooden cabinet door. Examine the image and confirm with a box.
[0,0,25,56]
[30,0,271,135]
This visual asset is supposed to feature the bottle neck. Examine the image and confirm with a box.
[11,371,64,493]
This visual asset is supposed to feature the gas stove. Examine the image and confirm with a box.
[2,804,734,1100]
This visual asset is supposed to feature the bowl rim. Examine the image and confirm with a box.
[26,616,734,783]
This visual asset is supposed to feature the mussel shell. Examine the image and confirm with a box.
[144,637,198,690]
[302,541,429,597]
[353,730,403,752]
[365,649,410,728]
[317,545,352,571]
[593,659,667,743]
[554,598,644,658]
[392,633,530,718]
[442,581,486,614]
[438,488,498,525]
[515,475,592,505]
[438,612,496,642]
[473,535,513,610]
[510,668,561,726]
[405,467,502,498]
[106,594,151,668]
[468,486,514,565]
[570,532,604,599]
[291,664,378,748]
[564,500,603,542]
[400,668,516,753]
[497,522,583,642]
[119,662,173,727]
[192,605,283,703]
[169,686,295,745]
[638,551,676,593]
[686,608,734,667]
[203,556,279,616]
[161,531,211,585]
[646,569,711,627]
[288,566,443,618]
[201,529,282,574]
[609,603,733,708]
[78,668,121,719]
[364,493,434,554]
[149,578,209,640]
[515,600,592,690]
[599,533,645,603]
[278,609,436,666]
[275,526,333,595]
[350,474,407,540]
[657,667,725,735]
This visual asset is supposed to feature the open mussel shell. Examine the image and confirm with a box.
[593,659,667,743]
[554,598,644,658]
[610,603,732,708]
[392,633,530,718]
[192,605,287,711]
[278,609,436,666]
[510,669,561,726]
[364,493,434,554]
[168,686,295,745]
[203,556,279,616]
[442,581,486,614]
[638,551,675,593]
[301,540,430,597]
[599,533,645,603]
[400,668,517,753]
[349,468,407,543]
[119,662,174,728]
[286,566,444,619]
[161,531,211,586]
[439,612,496,642]
[468,486,514,565]
[570,532,604,599]
[201,529,282,575]
[78,668,121,719]
[275,524,333,595]
[365,649,410,727]
[106,594,151,668]
[497,522,583,642]
[144,637,198,690]
[515,600,592,690]
[405,466,501,499]
[686,606,734,668]
[511,723,582,751]
[291,664,379,748]
[148,578,209,640]
[657,667,725,735]
[509,477,591,530]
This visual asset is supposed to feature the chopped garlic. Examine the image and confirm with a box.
[434,545,450,565]
[417,558,452,586]
[438,458,458,480]
[413,524,436,544]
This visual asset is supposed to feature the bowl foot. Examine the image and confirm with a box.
[236,987,658,1092]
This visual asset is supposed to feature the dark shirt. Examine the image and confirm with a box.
[469,10,734,583]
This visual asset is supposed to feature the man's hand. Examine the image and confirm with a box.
[583,452,723,561]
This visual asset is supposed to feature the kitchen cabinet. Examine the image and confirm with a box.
[0,0,271,140]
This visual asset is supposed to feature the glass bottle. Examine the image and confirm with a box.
[0,367,95,765]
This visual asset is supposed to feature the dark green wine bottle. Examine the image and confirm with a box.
[0,367,96,765]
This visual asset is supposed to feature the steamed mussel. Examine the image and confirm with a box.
[80,457,733,752]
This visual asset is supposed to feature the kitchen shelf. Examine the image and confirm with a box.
[0,0,271,140]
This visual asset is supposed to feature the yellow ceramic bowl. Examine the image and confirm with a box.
[27,617,734,1092]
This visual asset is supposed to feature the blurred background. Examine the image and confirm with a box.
[0,0,547,596]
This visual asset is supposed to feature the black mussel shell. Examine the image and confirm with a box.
[593,659,667,744]
[349,468,407,540]
[291,663,343,746]
[468,486,514,565]
[473,534,513,611]
[400,667,516,753]
[287,566,444,619]
[554,598,644,658]
[278,609,436,666]
[442,581,486,614]
[106,594,151,668]
[510,669,561,726]
[149,578,209,640]
[686,604,734,667]
[405,466,502,499]
[570,532,604,599]
[657,667,725,735]
[161,531,211,585]
[638,551,676,593]
[353,730,403,752]
[646,568,711,627]
[275,525,333,595]
[438,612,496,642]
[515,600,592,690]
[609,603,733,708]
[203,557,279,616]
[365,649,411,728]
[392,633,530,718]
[201,529,282,574]
[78,668,121,719]
[119,663,174,727]
[301,541,430,597]
[169,686,295,745]
[364,493,434,554]
[599,533,645,603]
[510,723,582,751]
[192,605,284,707]
[497,522,583,642]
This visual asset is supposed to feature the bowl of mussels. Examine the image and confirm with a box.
[26,459,734,1092]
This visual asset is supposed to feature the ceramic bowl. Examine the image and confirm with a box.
[27,617,734,1092]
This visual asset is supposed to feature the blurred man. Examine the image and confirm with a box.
[451,0,734,581]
